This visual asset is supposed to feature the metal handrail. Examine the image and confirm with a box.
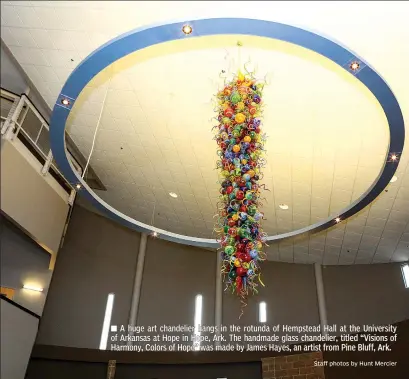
[0,88,81,193]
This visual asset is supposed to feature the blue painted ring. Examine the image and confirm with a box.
[50,18,405,248]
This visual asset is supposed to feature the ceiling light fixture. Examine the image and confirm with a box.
[390,175,398,183]
[61,98,70,106]
[23,285,43,292]
[182,24,192,35]
[152,231,158,237]
[279,204,289,210]
[75,183,81,190]
[335,217,341,223]
[349,61,360,71]
[169,192,178,198]
[391,154,398,161]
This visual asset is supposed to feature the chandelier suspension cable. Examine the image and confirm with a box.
[151,201,156,226]
[82,76,112,180]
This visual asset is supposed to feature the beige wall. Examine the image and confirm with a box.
[0,138,70,256]
[1,298,39,379]
[36,205,141,349]
[323,263,409,327]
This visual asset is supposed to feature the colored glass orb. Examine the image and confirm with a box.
[236,190,245,200]
[225,246,235,255]
[250,249,258,259]
[248,205,257,216]
[228,218,236,227]
[232,144,241,153]
[235,113,246,123]
[253,95,261,104]
[224,108,234,118]
[245,192,253,200]
[247,169,255,178]
[236,101,245,110]
[230,91,241,104]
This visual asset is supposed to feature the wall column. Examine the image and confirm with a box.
[214,251,223,347]
[127,233,148,345]
[314,263,328,336]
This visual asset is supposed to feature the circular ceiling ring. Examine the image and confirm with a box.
[50,18,405,248]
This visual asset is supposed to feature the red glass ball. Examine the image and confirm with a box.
[236,191,244,200]
[228,219,236,227]
[224,108,234,118]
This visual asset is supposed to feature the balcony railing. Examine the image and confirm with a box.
[1,88,81,200]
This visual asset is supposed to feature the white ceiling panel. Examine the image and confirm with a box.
[2,1,409,264]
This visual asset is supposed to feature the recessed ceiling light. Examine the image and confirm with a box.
[279,204,289,210]
[391,154,398,161]
[61,98,70,106]
[349,61,360,71]
[335,217,341,223]
[169,192,178,198]
[182,24,192,35]
[75,183,81,190]
[151,231,158,237]
[390,175,398,183]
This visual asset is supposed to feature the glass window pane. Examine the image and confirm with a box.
[21,108,42,142]
[0,97,13,118]
[37,127,51,155]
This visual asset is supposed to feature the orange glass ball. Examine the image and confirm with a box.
[243,135,251,143]
[232,144,241,153]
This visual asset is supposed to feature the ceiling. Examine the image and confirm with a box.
[1,1,409,265]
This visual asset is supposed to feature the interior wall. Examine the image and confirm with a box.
[0,138,70,255]
[222,261,320,341]
[1,298,39,379]
[323,263,409,327]
[35,205,141,349]
[35,203,409,351]
[0,214,52,315]
[138,237,216,348]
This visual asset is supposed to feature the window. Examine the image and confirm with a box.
[402,263,409,289]
[259,301,267,323]
[193,294,203,351]
[99,293,115,350]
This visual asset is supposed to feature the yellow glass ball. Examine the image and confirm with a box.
[247,169,255,178]
[236,102,245,110]
[241,159,248,165]
[232,144,241,153]
[232,214,239,221]
[235,113,246,123]
[234,259,241,267]
[243,135,251,143]
[242,262,249,269]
